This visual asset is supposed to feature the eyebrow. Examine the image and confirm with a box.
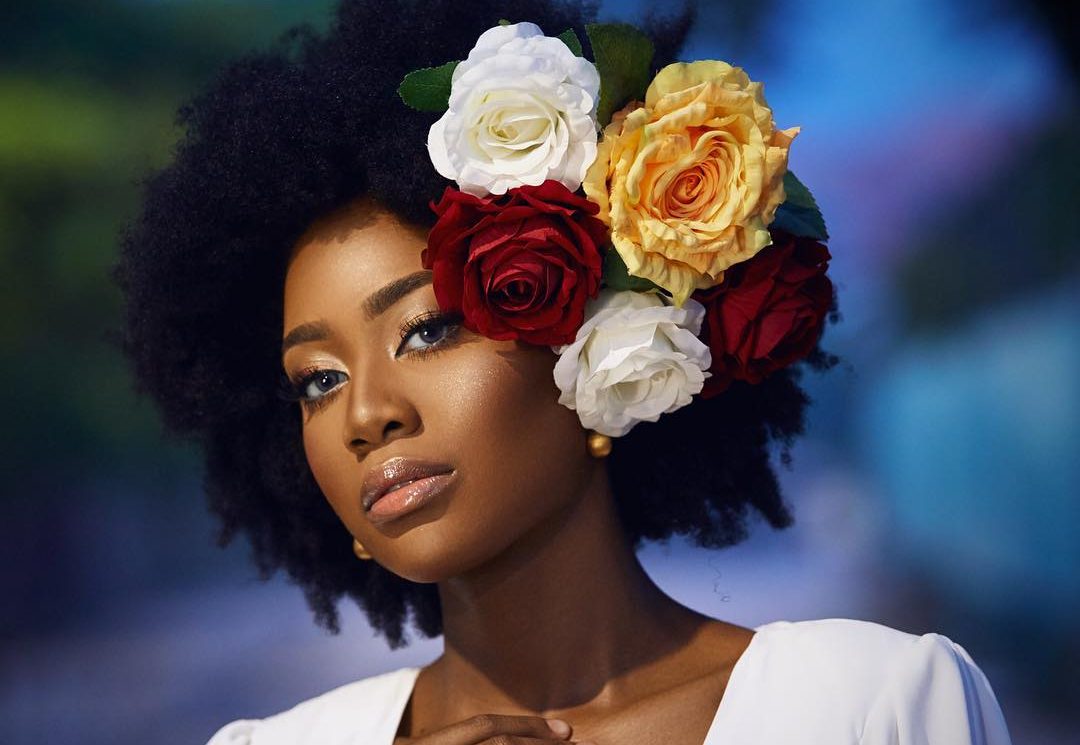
[281,269,434,356]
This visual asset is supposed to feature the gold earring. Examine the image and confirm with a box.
[587,430,612,458]
[352,538,373,560]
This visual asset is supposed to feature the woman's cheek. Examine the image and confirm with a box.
[446,344,553,435]
[301,415,355,521]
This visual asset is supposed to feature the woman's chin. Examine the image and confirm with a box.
[374,534,486,584]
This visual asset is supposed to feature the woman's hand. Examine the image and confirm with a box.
[393,713,594,744]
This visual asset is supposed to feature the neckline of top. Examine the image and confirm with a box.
[384,620,785,745]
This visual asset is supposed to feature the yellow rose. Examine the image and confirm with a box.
[584,60,799,306]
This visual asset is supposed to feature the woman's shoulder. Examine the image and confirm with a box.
[742,617,953,704]
[204,665,420,745]
[753,616,956,670]
[747,617,1000,704]
[723,617,1012,743]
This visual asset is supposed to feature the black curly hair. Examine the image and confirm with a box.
[112,0,840,649]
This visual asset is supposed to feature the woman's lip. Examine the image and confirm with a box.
[361,456,455,511]
[366,470,457,525]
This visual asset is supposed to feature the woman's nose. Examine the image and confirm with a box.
[342,366,420,456]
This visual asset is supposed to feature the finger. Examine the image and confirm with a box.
[424,714,574,743]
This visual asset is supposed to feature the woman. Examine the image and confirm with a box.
[113,0,1013,743]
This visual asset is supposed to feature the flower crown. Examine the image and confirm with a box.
[398,20,832,438]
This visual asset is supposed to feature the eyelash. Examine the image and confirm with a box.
[278,309,464,414]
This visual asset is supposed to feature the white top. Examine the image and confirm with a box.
[206,618,1013,744]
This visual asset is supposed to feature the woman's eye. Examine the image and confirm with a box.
[398,314,459,355]
[301,370,347,400]
[286,313,460,408]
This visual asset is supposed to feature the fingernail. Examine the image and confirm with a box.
[546,718,571,737]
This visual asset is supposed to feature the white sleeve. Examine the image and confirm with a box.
[205,719,260,745]
[860,632,1013,745]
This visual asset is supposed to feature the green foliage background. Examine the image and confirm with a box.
[0,0,336,498]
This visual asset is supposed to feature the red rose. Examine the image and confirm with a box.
[422,180,607,345]
[694,230,833,397]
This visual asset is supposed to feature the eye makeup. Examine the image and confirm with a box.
[278,309,465,415]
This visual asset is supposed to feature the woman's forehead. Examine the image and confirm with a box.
[283,205,429,319]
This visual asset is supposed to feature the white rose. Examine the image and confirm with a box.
[551,289,713,437]
[427,22,600,196]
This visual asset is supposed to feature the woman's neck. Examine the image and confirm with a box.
[433,465,712,714]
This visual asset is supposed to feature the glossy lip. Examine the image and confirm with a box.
[365,471,457,526]
[361,456,455,514]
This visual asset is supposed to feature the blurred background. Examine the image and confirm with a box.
[1,0,1076,742]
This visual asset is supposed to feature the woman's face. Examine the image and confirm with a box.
[281,200,597,582]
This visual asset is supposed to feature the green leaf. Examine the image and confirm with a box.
[397,61,459,112]
[782,170,820,213]
[771,170,829,241]
[601,246,665,293]
[586,22,655,126]
[498,18,511,26]
[556,28,583,57]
